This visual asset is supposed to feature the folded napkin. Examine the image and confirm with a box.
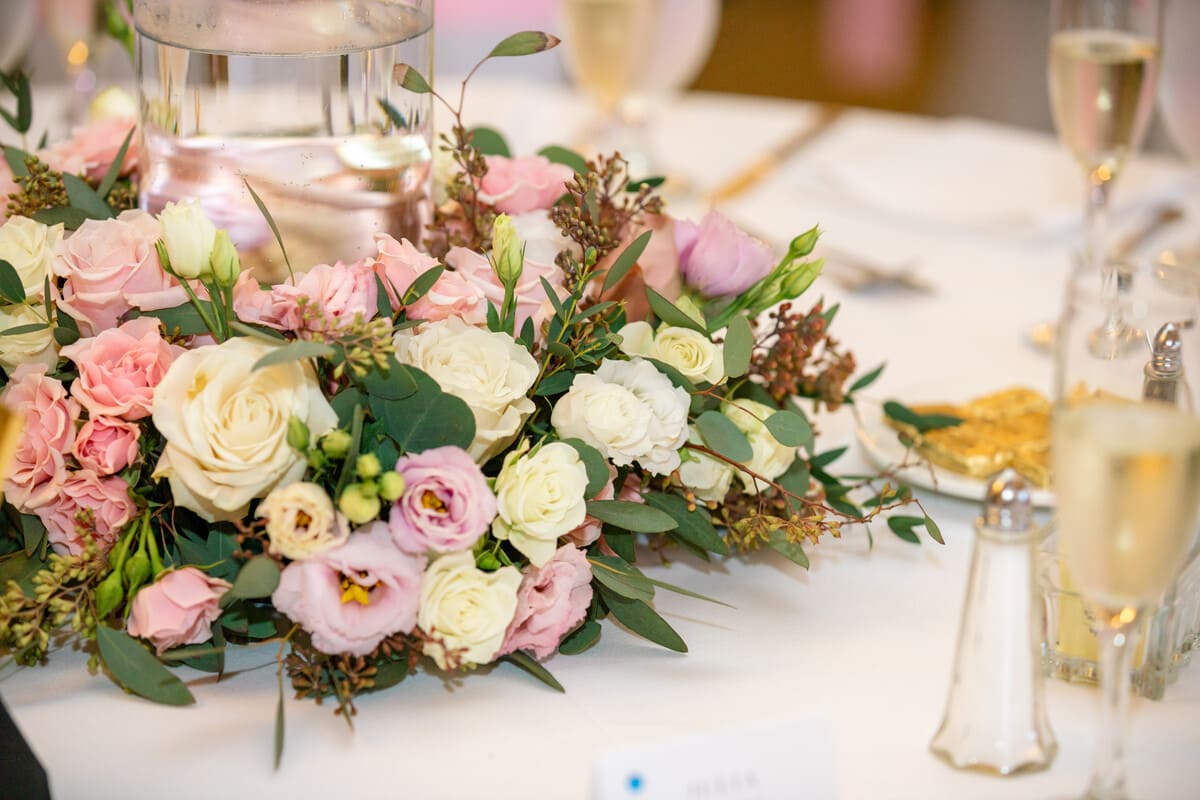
[0,697,51,800]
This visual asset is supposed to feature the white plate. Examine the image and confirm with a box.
[854,402,1056,508]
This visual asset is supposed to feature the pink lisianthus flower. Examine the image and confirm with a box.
[597,214,683,322]
[675,210,776,298]
[37,470,136,556]
[39,116,139,182]
[272,522,425,657]
[72,416,140,475]
[499,544,594,661]
[478,154,572,214]
[445,246,566,336]
[53,210,189,336]
[127,568,231,654]
[268,260,378,332]
[231,271,281,328]
[59,317,183,421]
[1,364,79,512]
[388,446,497,554]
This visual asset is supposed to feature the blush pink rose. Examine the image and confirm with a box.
[60,317,182,421]
[37,470,136,556]
[127,567,231,654]
[373,233,440,308]
[269,260,378,332]
[599,214,683,322]
[273,522,425,656]
[446,246,567,336]
[499,543,594,661]
[478,155,573,214]
[388,446,497,554]
[72,416,140,475]
[372,233,486,323]
[40,117,138,182]
[1,364,78,512]
[231,271,282,328]
[53,210,188,336]
[675,210,776,298]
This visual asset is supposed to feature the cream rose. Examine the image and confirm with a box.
[0,216,63,299]
[0,303,57,372]
[151,337,337,522]
[257,481,349,560]
[492,442,589,567]
[158,200,216,280]
[723,399,797,493]
[678,425,735,503]
[418,551,521,669]
[551,357,690,475]
[393,316,538,463]
[618,321,724,384]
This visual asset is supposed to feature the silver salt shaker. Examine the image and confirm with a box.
[930,469,1057,775]
[1142,322,1184,407]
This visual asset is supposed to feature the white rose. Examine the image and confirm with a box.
[394,316,538,463]
[151,337,337,522]
[88,87,138,121]
[492,441,589,567]
[551,357,689,475]
[418,551,521,669]
[509,211,578,265]
[678,425,735,503]
[257,481,349,560]
[0,216,63,299]
[723,399,796,493]
[0,303,56,372]
[158,200,216,279]
[618,321,724,384]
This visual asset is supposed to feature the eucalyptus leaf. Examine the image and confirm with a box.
[534,370,576,397]
[62,173,114,220]
[558,619,601,655]
[562,438,609,499]
[139,301,217,337]
[3,145,28,177]
[488,30,561,58]
[887,515,924,544]
[764,410,813,449]
[811,446,848,469]
[589,554,656,604]
[392,63,432,93]
[848,362,885,394]
[502,651,565,692]
[537,145,588,174]
[767,530,810,569]
[229,320,287,342]
[252,340,335,372]
[374,367,475,452]
[601,229,653,295]
[722,314,754,378]
[642,493,728,555]
[0,259,25,303]
[0,322,47,337]
[176,530,238,581]
[402,265,446,306]
[96,625,195,706]
[645,287,707,334]
[245,180,293,278]
[468,126,511,157]
[361,356,419,400]
[625,176,666,192]
[377,96,409,130]
[19,513,45,557]
[96,126,135,199]
[695,410,753,463]
[924,514,945,545]
[883,400,964,433]
[31,207,90,229]
[274,670,286,770]
[586,500,677,533]
[225,557,281,601]
[600,589,687,653]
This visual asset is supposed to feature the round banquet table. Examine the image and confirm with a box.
[4,79,1200,799]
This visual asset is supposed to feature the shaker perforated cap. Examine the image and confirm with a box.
[1150,322,1183,374]
[982,468,1032,532]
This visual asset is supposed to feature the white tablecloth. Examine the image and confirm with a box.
[4,80,1200,799]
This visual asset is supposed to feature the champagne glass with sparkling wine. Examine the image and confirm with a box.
[1052,256,1200,800]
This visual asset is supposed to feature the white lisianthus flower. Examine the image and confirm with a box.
[618,321,724,384]
[257,481,349,560]
[418,551,521,669]
[723,399,797,493]
[492,441,589,567]
[552,357,689,475]
[158,200,216,279]
[0,216,63,299]
[151,337,337,522]
[0,303,57,372]
[393,316,538,463]
[678,426,735,503]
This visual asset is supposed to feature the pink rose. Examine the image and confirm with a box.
[37,470,136,556]
[373,233,440,308]
[675,210,776,298]
[39,117,138,182]
[268,260,378,332]
[499,544,594,661]
[389,446,497,554]
[127,568,231,654]
[372,233,486,323]
[60,317,182,421]
[273,522,425,656]
[478,155,573,214]
[231,271,281,328]
[72,416,140,475]
[446,246,566,336]
[54,210,188,336]
[1,364,78,512]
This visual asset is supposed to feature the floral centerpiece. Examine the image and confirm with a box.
[0,34,938,763]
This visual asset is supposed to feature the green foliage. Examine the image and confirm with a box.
[695,410,753,463]
[848,363,885,394]
[252,340,336,372]
[0,259,25,303]
[502,651,565,692]
[589,554,655,603]
[393,64,432,94]
[642,493,727,555]
[224,557,281,602]
[176,530,238,582]
[646,287,706,334]
[562,438,609,498]
[601,229,653,294]
[0,70,32,134]
[488,31,561,58]
[723,314,754,378]
[537,145,588,174]
[764,409,813,450]
[468,126,511,157]
[886,514,942,544]
[368,366,476,453]
[586,500,677,533]
[599,588,687,653]
[61,173,114,220]
[96,127,134,199]
[558,619,602,655]
[244,180,293,278]
[767,530,809,569]
[883,400,964,432]
[96,625,195,706]
[137,302,218,337]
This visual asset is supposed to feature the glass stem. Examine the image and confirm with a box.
[1088,618,1138,800]
[1084,171,1113,276]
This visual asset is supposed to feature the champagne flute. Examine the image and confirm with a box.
[1052,256,1200,800]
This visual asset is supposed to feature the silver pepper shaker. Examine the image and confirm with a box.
[1143,322,1184,406]
[930,469,1057,775]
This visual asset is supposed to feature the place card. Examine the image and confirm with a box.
[593,717,838,800]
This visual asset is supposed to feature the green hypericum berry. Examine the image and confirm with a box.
[356,452,382,480]
[378,471,406,502]
[287,416,311,452]
[338,484,382,525]
[321,429,352,459]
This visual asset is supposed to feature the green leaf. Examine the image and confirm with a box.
[53,303,81,346]
[62,173,114,220]
[603,528,636,562]
[138,301,217,337]
[0,259,25,303]
[225,557,281,601]
[488,30,561,58]
[244,180,293,278]
[534,370,576,397]
[3,145,29,177]
[96,126,135,200]
[642,493,728,555]
[31,207,90,229]
[468,126,511,157]
[361,356,419,400]
[537,145,588,174]
[586,500,677,533]
[373,367,476,452]
[821,303,840,325]
[644,576,732,607]
[811,446,847,469]
[887,515,924,544]
[646,287,707,334]
[0,70,31,133]
[176,530,237,581]
[601,229,653,295]
[502,651,565,692]
[626,176,666,192]
[695,410,753,463]
[764,410,813,449]
[401,265,446,306]
[562,438,609,499]
[252,340,335,371]
[377,96,409,130]
[777,458,810,497]
[558,619,601,655]
[767,530,810,569]
[848,362,885,394]
[0,549,47,595]
[923,514,945,545]
[883,400,964,433]
[589,554,656,603]
[365,660,411,693]
[19,513,45,557]
[600,589,687,653]
[274,667,286,771]
[229,320,287,343]
[0,322,46,337]
[392,63,432,94]
[220,603,279,640]
[723,314,754,378]
[96,625,195,706]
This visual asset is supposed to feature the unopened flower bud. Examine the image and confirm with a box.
[674,294,706,326]
[356,453,382,480]
[781,259,822,298]
[158,201,217,280]
[94,571,125,619]
[491,213,524,286]
[210,229,241,287]
[787,226,820,259]
[320,429,352,459]
[287,416,311,452]
[378,471,406,502]
[124,551,151,593]
[337,484,382,525]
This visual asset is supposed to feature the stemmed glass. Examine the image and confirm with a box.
[1052,256,1200,799]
